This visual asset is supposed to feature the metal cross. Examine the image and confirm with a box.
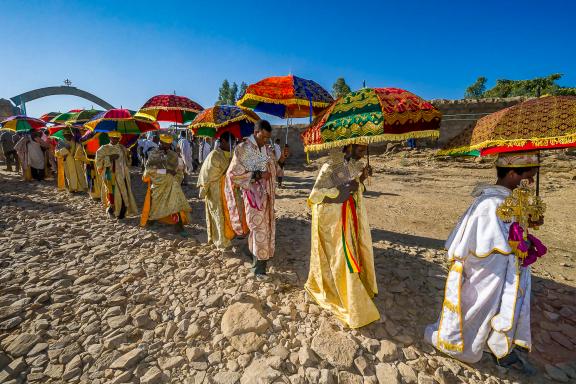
[497,179,546,237]
[64,79,72,87]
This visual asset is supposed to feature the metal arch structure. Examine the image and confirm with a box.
[10,86,115,114]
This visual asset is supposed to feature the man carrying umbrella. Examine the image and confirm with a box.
[0,130,19,172]
[425,151,546,374]
[95,131,138,219]
[140,134,192,235]
[226,120,277,279]
[305,145,380,328]
[197,132,236,251]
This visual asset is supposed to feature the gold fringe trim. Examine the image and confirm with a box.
[304,130,439,153]
[438,132,576,156]
[237,93,332,109]
[189,114,259,129]
[437,339,464,353]
[139,106,203,113]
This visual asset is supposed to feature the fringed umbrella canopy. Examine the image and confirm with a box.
[137,94,204,123]
[301,87,441,152]
[189,105,260,138]
[85,109,159,134]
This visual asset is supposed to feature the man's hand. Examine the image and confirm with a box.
[529,215,544,228]
[109,154,119,161]
[167,169,176,176]
[323,183,352,204]
[348,180,360,193]
[360,165,373,182]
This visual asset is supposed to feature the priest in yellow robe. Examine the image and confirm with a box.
[141,134,191,235]
[75,133,102,200]
[305,146,380,329]
[197,132,235,250]
[55,130,87,193]
[95,131,138,219]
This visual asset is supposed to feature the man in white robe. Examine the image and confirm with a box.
[177,131,193,182]
[425,151,544,373]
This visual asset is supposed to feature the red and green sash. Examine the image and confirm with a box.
[342,195,361,273]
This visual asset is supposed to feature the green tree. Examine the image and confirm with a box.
[480,73,569,98]
[464,77,487,99]
[229,82,239,104]
[217,79,231,105]
[332,78,352,98]
[239,82,248,100]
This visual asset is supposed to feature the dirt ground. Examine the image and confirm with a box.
[0,148,575,383]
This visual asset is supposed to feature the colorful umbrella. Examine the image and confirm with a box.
[80,130,138,156]
[301,87,442,152]
[85,109,159,134]
[189,105,260,138]
[40,112,60,122]
[50,111,78,124]
[136,94,204,124]
[66,109,104,125]
[0,115,46,132]
[237,75,334,119]
[438,96,576,156]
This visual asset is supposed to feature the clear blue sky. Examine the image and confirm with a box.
[1,0,575,119]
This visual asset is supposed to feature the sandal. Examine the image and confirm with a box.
[495,351,537,376]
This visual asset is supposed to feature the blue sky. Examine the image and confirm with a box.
[1,0,575,120]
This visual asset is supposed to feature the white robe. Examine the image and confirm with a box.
[178,138,193,174]
[424,185,531,363]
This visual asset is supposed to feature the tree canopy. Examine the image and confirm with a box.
[217,80,243,105]
[332,78,352,98]
[464,74,576,99]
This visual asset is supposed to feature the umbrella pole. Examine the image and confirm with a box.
[366,145,371,186]
[536,152,541,196]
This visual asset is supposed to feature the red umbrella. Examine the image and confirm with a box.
[137,94,204,124]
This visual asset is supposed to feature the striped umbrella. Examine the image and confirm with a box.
[189,105,260,138]
[85,109,159,134]
[0,115,46,132]
[137,94,204,124]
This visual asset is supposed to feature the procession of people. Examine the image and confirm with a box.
[1,87,570,378]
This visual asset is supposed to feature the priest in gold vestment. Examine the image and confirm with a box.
[305,145,380,328]
[55,130,87,193]
[141,134,191,235]
[197,132,235,250]
[95,131,138,219]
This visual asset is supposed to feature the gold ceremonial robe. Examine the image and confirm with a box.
[141,148,191,226]
[305,159,380,329]
[197,148,234,249]
[74,144,102,200]
[55,140,87,192]
[95,143,138,217]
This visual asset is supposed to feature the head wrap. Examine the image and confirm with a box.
[159,134,173,144]
[495,151,540,168]
[107,131,122,138]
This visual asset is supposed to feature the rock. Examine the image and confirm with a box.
[207,351,222,365]
[204,293,223,307]
[5,333,40,357]
[73,274,95,285]
[0,357,27,382]
[354,355,371,376]
[305,367,321,382]
[418,373,437,384]
[397,362,418,384]
[133,313,155,329]
[376,340,399,362]
[319,369,335,384]
[185,347,204,362]
[311,320,359,369]
[434,367,459,384]
[298,345,318,367]
[338,371,363,384]
[402,346,419,360]
[221,301,269,337]
[213,371,242,384]
[269,345,290,360]
[186,323,201,339]
[376,363,400,384]
[44,363,64,379]
[159,356,185,371]
[229,332,265,354]
[140,366,163,384]
[555,363,576,379]
[104,334,127,350]
[240,357,281,384]
[81,293,106,304]
[108,315,130,329]
[545,364,569,382]
[0,316,23,331]
[109,348,146,370]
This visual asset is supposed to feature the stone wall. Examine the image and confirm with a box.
[430,97,529,146]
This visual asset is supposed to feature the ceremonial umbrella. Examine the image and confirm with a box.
[66,109,104,125]
[136,94,204,124]
[80,130,139,156]
[85,109,160,134]
[301,87,442,153]
[437,96,576,156]
[50,111,79,124]
[0,115,46,132]
[189,105,260,139]
[40,112,60,122]
[237,75,333,118]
